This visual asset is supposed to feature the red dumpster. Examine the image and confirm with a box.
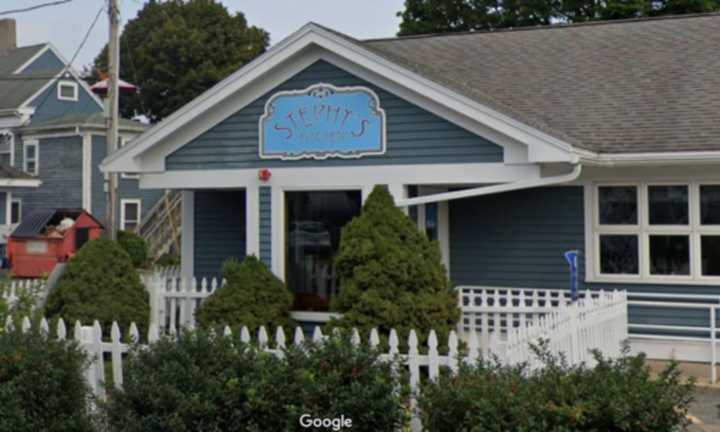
[7,209,104,278]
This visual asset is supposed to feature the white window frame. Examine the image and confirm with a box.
[57,80,79,102]
[120,199,142,232]
[23,140,39,175]
[588,181,720,285]
[0,130,14,167]
[10,198,21,224]
[118,136,140,179]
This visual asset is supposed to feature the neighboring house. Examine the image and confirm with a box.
[104,15,720,361]
[0,18,162,247]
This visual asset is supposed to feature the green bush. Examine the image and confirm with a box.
[195,255,293,330]
[0,329,94,432]
[419,344,694,432]
[105,329,408,431]
[330,185,460,346]
[45,238,150,337]
[117,230,149,268]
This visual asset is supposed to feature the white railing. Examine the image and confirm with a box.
[458,285,720,382]
[1,279,46,307]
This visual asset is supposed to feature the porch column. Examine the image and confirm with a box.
[388,183,408,214]
[180,190,194,279]
[245,185,260,257]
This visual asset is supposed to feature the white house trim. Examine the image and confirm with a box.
[82,133,92,211]
[5,191,11,225]
[101,23,579,174]
[13,44,50,74]
[119,198,142,231]
[57,80,79,102]
[0,179,41,188]
[139,163,540,190]
[22,140,39,176]
[245,185,260,257]
[180,191,195,280]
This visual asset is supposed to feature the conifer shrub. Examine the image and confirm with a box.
[194,255,293,330]
[419,345,694,432]
[330,185,460,346]
[45,238,150,337]
[0,329,94,432]
[105,330,408,431]
[117,230,149,268]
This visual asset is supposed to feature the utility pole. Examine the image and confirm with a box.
[106,0,119,240]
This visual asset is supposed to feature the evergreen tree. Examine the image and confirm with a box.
[330,186,460,346]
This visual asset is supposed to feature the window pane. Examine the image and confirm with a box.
[702,236,720,276]
[0,132,12,152]
[600,235,639,274]
[701,185,720,225]
[598,186,637,225]
[60,84,75,99]
[124,203,139,221]
[26,161,36,174]
[10,201,20,224]
[425,203,438,241]
[0,153,11,166]
[25,145,35,159]
[649,235,690,275]
[648,185,688,225]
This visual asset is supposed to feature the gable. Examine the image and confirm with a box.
[166,60,504,170]
[29,75,103,122]
[19,48,64,74]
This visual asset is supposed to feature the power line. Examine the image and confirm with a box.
[0,0,73,16]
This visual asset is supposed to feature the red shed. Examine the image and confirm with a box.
[7,209,104,278]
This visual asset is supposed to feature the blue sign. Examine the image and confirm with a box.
[564,250,579,301]
[259,84,386,160]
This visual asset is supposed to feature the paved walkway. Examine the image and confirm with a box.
[688,387,720,431]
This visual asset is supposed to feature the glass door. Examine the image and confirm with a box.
[285,190,362,311]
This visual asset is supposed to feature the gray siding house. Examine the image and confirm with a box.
[104,15,720,362]
[0,19,161,247]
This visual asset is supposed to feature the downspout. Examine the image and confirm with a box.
[396,163,582,207]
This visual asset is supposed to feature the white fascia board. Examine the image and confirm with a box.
[583,151,720,166]
[103,23,577,174]
[0,179,42,188]
[18,44,104,111]
[139,163,540,190]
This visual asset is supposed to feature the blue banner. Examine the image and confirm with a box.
[259,84,386,160]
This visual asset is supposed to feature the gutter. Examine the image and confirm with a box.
[396,164,582,207]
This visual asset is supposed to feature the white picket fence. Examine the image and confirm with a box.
[1,279,46,306]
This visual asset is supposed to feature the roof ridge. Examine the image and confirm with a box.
[363,11,720,42]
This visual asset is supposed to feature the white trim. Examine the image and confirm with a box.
[119,198,142,231]
[18,44,104,111]
[82,133,92,211]
[587,180,720,285]
[139,163,539,190]
[0,129,14,167]
[245,185,260,257]
[5,191,11,225]
[0,179,41,187]
[586,151,720,166]
[439,200,450,272]
[180,191,195,279]
[258,83,387,160]
[13,44,51,74]
[10,197,21,224]
[289,311,342,323]
[117,136,140,180]
[22,140,39,176]
[56,80,78,102]
[101,23,577,173]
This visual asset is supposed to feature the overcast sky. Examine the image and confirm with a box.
[12,0,405,70]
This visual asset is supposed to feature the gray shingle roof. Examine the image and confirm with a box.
[0,44,56,110]
[362,14,720,154]
[0,163,37,180]
[20,112,148,132]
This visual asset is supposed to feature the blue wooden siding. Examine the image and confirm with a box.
[259,186,272,267]
[166,60,503,170]
[91,134,163,225]
[449,186,720,332]
[13,136,83,215]
[29,77,102,121]
[19,48,64,74]
[0,192,7,225]
[193,190,246,278]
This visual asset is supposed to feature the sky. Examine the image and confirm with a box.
[12,0,406,70]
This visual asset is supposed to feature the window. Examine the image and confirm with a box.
[118,136,139,179]
[0,130,14,166]
[57,80,78,101]
[120,199,141,231]
[592,182,720,283]
[23,141,38,175]
[10,198,21,224]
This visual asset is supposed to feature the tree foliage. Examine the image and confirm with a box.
[92,0,268,122]
[329,186,460,346]
[194,256,293,330]
[45,239,150,337]
[397,0,720,35]
[117,230,149,269]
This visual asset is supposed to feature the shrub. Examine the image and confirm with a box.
[330,185,460,346]
[194,255,293,330]
[117,230,148,268]
[105,329,408,431]
[0,329,94,432]
[45,238,150,337]
[419,344,694,432]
